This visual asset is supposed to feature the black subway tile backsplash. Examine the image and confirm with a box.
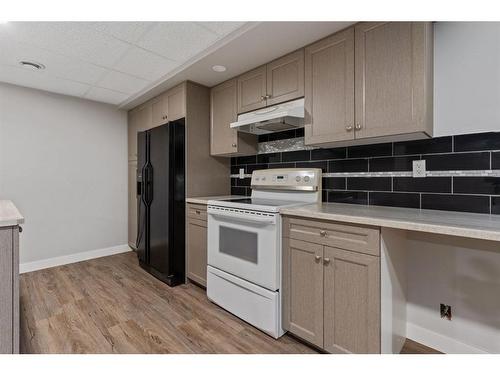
[394,137,452,155]
[329,158,368,173]
[328,191,368,205]
[454,132,500,152]
[230,131,500,214]
[453,177,500,195]
[311,147,346,161]
[421,194,490,214]
[347,142,392,158]
[369,192,420,209]
[370,155,420,172]
[393,177,452,193]
[424,152,490,171]
[347,177,392,192]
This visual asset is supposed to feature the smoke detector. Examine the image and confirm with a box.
[19,61,45,70]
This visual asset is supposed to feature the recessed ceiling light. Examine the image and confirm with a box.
[19,61,45,71]
[212,65,227,73]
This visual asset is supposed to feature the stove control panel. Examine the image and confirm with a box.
[251,168,322,191]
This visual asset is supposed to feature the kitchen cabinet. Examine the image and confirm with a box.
[210,79,257,156]
[186,203,208,286]
[237,65,267,114]
[305,22,433,147]
[0,226,19,354]
[304,27,355,145]
[266,49,304,106]
[354,22,433,140]
[282,216,380,353]
[152,83,186,127]
[128,160,138,249]
[237,50,305,114]
[128,102,152,161]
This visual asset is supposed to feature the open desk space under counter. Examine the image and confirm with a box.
[280,203,500,354]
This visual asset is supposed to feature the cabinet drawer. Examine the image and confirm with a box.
[187,203,207,221]
[283,217,380,256]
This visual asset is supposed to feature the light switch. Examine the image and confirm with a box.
[239,168,245,179]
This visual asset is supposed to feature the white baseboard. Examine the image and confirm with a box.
[20,244,132,273]
[406,322,488,354]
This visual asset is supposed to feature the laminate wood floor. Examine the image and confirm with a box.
[20,251,440,354]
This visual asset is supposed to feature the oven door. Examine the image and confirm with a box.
[207,206,279,291]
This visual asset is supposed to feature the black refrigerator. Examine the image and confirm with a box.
[136,119,185,286]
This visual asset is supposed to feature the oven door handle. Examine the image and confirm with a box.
[208,211,275,225]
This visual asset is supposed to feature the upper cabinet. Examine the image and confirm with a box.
[304,28,355,145]
[151,83,186,127]
[211,79,257,156]
[305,22,433,147]
[237,50,305,114]
[266,49,305,106]
[237,66,267,114]
[354,22,433,140]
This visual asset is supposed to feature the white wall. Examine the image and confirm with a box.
[406,232,500,353]
[0,83,128,265]
[434,22,500,136]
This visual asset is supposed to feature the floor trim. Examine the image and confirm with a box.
[20,244,132,273]
[406,322,488,354]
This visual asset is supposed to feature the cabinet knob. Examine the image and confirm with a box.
[264,94,271,99]
[345,125,353,132]
[195,210,200,214]
[232,143,237,148]
[260,96,265,101]
[323,258,331,265]
[355,123,362,130]
[315,255,322,262]
[320,230,327,237]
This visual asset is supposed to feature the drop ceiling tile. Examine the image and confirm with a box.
[0,64,90,97]
[84,86,129,105]
[7,22,130,67]
[197,22,245,36]
[113,47,180,81]
[90,22,156,44]
[0,40,107,85]
[138,22,219,61]
[97,70,150,95]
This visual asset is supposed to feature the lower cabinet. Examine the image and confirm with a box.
[186,203,208,286]
[282,216,380,354]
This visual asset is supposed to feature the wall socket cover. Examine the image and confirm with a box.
[412,160,426,178]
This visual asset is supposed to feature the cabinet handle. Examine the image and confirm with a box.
[264,94,271,99]
[345,125,353,131]
[315,255,322,262]
[355,123,362,130]
[232,143,237,148]
[195,210,200,214]
[260,96,265,101]
[323,258,331,265]
[320,230,327,237]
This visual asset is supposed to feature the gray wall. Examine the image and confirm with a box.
[434,22,500,136]
[0,83,128,264]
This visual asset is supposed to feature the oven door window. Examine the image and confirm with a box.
[219,225,258,264]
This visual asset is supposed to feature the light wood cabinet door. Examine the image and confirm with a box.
[186,215,208,287]
[266,49,304,106]
[128,103,152,161]
[128,160,138,249]
[304,27,355,146]
[151,94,168,127]
[211,79,238,155]
[237,65,267,113]
[166,84,186,121]
[283,238,324,347]
[323,246,380,354]
[354,22,433,139]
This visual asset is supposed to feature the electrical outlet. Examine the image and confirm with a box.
[440,303,452,320]
[239,168,245,179]
[412,160,426,178]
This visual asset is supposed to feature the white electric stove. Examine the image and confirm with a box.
[206,168,322,338]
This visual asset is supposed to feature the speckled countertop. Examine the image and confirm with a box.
[280,203,500,242]
[0,200,24,227]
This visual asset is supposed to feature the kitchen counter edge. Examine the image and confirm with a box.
[0,200,24,227]
[186,195,246,205]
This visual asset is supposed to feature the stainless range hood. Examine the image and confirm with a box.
[230,98,305,135]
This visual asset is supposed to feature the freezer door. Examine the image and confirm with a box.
[136,131,148,264]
